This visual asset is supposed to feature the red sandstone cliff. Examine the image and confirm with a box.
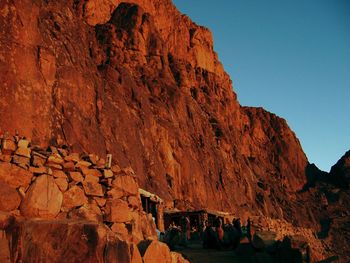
[0,0,309,221]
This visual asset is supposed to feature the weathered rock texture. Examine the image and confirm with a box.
[0,0,349,261]
[0,215,179,263]
[0,136,189,262]
[0,0,307,220]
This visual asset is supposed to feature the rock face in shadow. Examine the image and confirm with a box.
[0,0,309,222]
[330,150,350,188]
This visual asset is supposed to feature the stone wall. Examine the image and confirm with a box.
[0,133,188,263]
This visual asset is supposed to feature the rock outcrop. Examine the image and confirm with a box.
[0,0,349,261]
[0,0,308,222]
[0,135,189,262]
[330,150,350,188]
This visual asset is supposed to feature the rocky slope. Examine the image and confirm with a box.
[0,0,308,220]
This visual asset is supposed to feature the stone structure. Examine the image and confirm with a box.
[0,134,188,262]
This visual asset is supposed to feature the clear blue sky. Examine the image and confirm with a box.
[173,0,350,172]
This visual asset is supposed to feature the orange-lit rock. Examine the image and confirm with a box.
[20,174,63,218]
[138,240,172,263]
[0,0,348,260]
[0,163,33,189]
[62,185,88,211]
[105,199,133,223]
[0,181,21,212]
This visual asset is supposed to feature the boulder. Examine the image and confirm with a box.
[69,203,103,222]
[75,160,92,168]
[69,171,84,183]
[112,175,139,196]
[62,186,88,211]
[129,212,144,242]
[170,252,190,263]
[64,153,80,162]
[94,197,107,207]
[20,174,63,218]
[81,167,102,178]
[1,139,16,154]
[104,169,114,178]
[0,181,21,211]
[88,154,99,165]
[46,163,62,170]
[17,139,30,148]
[111,165,122,174]
[15,147,31,158]
[111,223,129,240]
[0,162,33,188]
[12,155,30,168]
[141,213,158,240]
[55,177,68,192]
[47,153,64,164]
[82,175,104,197]
[84,174,100,184]
[62,161,75,171]
[252,231,278,251]
[105,199,133,223]
[29,166,48,174]
[138,240,172,263]
[107,188,125,199]
[128,196,140,210]
[96,158,106,168]
[52,170,67,178]
[31,153,47,167]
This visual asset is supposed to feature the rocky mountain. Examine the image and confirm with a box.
[0,0,307,218]
[0,0,349,261]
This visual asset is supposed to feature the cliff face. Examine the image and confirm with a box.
[0,0,308,220]
[330,150,350,188]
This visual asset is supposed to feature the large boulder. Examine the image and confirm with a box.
[138,240,172,263]
[0,162,33,188]
[62,186,88,211]
[252,231,278,251]
[105,199,133,223]
[82,174,104,197]
[112,176,139,196]
[0,181,21,212]
[20,174,63,218]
